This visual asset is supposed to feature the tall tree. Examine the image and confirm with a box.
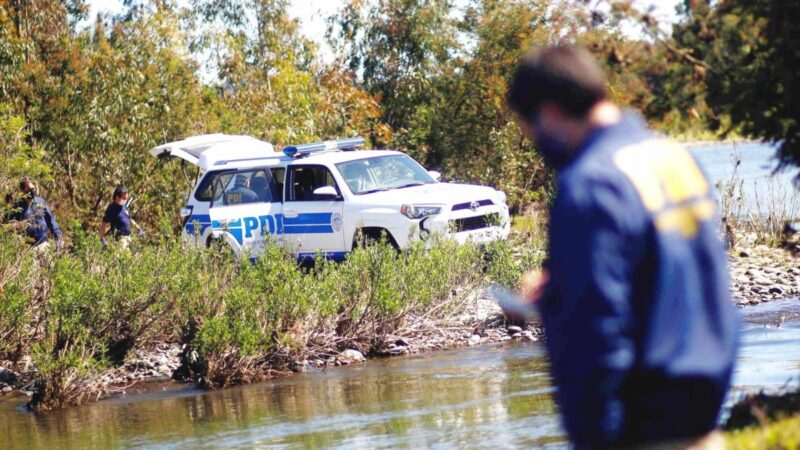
[679,0,800,170]
[428,0,557,208]
[329,0,458,157]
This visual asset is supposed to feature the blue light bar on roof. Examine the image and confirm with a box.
[283,137,365,157]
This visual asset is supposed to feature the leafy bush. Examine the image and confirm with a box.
[0,230,545,406]
[0,231,41,360]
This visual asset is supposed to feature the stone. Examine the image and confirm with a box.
[752,276,771,286]
[739,251,750,257]
[468,335,481,346]
[511,333,522,339]
[1,385,12,393]
[0,366,18,384]
[389,346,408,355]
[339,349,366,363]
[507,325,523,333]
[769,286,784,295]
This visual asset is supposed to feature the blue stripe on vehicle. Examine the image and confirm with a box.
[283,212,333,225]
[185,214,212,235]
[211,219,244,245]
[283,225,333,234]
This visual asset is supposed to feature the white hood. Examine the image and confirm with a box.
[356,182,503,206]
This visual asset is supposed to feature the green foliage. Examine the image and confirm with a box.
[0,231,40,359]
[0,228,545,402]
[180,236,516,388]
[725,415,800,450]
[0,104,50,197]
[330,0,563,210]
[678,1,800,171]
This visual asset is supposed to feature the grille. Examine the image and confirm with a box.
[451,213,499,232]
[451,199,493,212]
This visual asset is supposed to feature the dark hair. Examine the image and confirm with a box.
[507,45,607,120]
[113,186,128,200]
[19,176,32,190]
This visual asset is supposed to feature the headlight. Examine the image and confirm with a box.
[401,204,442,219]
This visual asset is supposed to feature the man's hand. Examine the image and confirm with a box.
[519,269,549,304]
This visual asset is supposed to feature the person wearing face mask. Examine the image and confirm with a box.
[505,46,738,449]
[99,186,144,249]
[4,177,63,252]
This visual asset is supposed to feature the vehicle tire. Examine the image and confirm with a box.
[207,236,237,263]
[353,228,399,250]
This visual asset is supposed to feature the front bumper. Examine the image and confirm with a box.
[419,203,511,245]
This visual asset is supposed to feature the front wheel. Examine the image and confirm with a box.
[352,228,399,250]
[207,236,237,263]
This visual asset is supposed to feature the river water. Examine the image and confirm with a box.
[2,142,799,449]
[2,298,799,449]
[688,142,798,217]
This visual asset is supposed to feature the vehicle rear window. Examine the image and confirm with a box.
[195,169,276,206]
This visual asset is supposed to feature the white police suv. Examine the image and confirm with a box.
[150,134,510,259]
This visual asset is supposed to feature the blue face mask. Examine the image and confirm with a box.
[531,116,572,170]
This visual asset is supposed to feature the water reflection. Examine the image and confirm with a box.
[0,343,563,449]
[3,298,800,449]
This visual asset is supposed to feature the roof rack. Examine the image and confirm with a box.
[282,137,365,158]
[212,153,285,167]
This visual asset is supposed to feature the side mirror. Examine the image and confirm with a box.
[428,170,441,181]
[313,185,341,200]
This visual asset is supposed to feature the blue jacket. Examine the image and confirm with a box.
[538,113,739,447]
[9,196,62,245]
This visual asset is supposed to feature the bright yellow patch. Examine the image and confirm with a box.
[613,139,714,238]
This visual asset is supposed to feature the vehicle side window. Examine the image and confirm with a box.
[270,167,285,202]
[194,172,222,201]
[287,166,340,201]
[209,169,272,207]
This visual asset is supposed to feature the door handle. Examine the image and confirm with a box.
[284,210,299,218]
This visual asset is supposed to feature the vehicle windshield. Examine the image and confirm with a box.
[335,154,435,195]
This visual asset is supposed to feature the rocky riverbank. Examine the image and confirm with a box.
[729,243,800,306]
[2,242,795,405]
[297,289,541,369]
[0,289,537,402]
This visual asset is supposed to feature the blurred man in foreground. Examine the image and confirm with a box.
[5,177,63,252]
[506,46,739,449]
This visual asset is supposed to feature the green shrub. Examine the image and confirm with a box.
[0,231,40,360]
[4,225,547,405]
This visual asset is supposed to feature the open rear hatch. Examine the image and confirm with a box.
[149,134,276,170]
